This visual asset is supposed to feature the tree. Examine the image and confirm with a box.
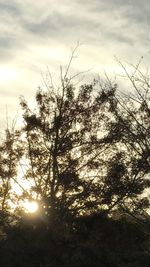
[16,57,149,227]
[0,127,23,228]
[110,59,150,218]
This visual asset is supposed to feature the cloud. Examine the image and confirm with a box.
[0,0,150,128]
[0,0,149,51]
[0,1,20,15]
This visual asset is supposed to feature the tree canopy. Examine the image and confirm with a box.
[0,58,149,228]
[0,56,150,267]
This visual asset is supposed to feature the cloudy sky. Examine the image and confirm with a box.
[0,0,150,129]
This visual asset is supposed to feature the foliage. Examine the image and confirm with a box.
[0,54,149,266]
[17,62,150,225]
[0,128,24,227]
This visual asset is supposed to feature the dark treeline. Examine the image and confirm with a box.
[0,55,150,266]
[0,213,150,267]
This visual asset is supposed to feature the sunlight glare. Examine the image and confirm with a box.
[23,201,39,213]
[0,67,17,84]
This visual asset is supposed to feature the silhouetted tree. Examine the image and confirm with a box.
[109,59,150,219]
[0,53,149,267]
[18,59,150,227]
[0,128,24,228]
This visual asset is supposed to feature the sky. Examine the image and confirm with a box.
[0,0,150,130]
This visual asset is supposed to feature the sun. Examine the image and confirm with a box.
[23,200,39,213]
[0,67,17,84]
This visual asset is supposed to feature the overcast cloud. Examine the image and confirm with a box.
[0,0,150,128]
